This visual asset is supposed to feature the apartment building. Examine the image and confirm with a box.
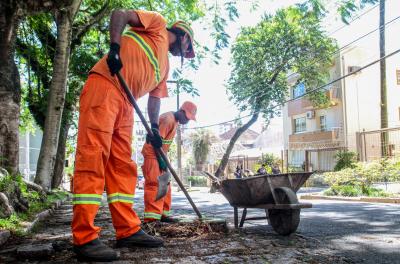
[283,58,344,171]
[282,1,400,171]
[283,1,400,171]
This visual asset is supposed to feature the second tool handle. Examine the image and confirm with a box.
[115,72,202,219]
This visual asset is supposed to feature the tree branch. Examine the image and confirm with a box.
[147,0,154,11]
[15,38,51,89]
[267,46,291,85]
[71,0,110,50]
[29,18,57,62]
[19,0,74,16]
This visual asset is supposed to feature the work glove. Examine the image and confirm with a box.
[146,123,163,149]
[157,155,168,171]
[106,42,123,76]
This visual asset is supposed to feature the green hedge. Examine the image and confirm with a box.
[187,176,207,187]
[324,185,390,197]
[322,158,400,197]
[324,159,400,187]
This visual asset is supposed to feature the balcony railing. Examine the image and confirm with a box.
[287,86,341,116]
[325,86,341,104]
[289,127,344,150]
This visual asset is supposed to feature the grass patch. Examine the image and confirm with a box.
[0,190,69,235]
[187,176,208,187]
[324,185,390,197]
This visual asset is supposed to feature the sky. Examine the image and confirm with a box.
[134,0,389,136]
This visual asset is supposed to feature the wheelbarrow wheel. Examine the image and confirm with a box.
[268,187,300,236]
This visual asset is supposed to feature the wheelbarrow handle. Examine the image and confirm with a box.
[116,72,202,219]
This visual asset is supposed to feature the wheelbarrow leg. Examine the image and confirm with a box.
[234,206,238,228]
[239,208,247,227]
[265,209,270,225]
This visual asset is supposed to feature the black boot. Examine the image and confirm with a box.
[116,229,164,248]
[161,215,179,223]
[73,238,119,262]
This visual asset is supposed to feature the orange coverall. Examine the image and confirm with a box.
[71,10,170,246]
[141,112,178,221]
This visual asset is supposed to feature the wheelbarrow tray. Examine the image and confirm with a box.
[205,172,313,235]
[220,172,313,207]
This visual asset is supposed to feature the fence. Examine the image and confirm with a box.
[357,127,400,162]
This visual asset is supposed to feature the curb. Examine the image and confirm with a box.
[0,230,10,246]
[300,194,400,204]
[23,197,68,233]
[0,195,69,247]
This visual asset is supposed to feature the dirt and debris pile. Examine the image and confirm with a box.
[142,220,227,240]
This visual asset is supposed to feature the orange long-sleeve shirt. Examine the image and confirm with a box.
[142,112,178,158]
[90,10,170,99]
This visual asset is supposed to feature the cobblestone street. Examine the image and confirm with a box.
[1,187,400,263]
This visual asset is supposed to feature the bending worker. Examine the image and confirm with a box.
[142,102,197,223]
[71,9,195,262]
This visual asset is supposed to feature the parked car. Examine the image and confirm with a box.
[137,175,145,189]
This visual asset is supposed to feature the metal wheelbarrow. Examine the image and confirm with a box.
[206,172,313,235]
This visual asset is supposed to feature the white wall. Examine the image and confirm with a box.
[335,0,400,151]
[19,130,43,181]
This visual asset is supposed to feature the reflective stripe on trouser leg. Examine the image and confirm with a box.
[144,212,162,220]
[73,194,103,205]
[162,210,171,217]
[142,158,166,221]
[105,110,141,240]
[107,193,135,204]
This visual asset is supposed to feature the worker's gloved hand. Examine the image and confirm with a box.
[157,155,168,171]
[106,42,123,76]
[146,123,163,149]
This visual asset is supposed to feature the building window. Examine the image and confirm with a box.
[397,70,400,85]
[293,83,306,98]
[320,115,327,131]
[294,117,306,133]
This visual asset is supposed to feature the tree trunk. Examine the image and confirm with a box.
[210,113,259,192]
[52,121,71,189]
[34,0,82,190]
[0,3,20,174]
[379,0,388,158]
[215,113,259,178]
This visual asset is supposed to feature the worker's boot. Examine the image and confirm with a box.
[116,229,164,248]
[73,238,119,262]
[161,215,179,223]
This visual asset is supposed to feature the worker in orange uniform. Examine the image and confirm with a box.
[142,101,197,223]
[71,8,195,262]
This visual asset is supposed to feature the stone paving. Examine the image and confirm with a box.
[0,187,354,263]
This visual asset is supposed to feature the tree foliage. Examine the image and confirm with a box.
[191,129,211,168]
[337,0,378,23]
[210,3,337,181]
[228,5,337,120]
[13,0,256,189]
[334,150,357,171]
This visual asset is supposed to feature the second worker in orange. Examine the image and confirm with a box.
[142,101,197,223]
